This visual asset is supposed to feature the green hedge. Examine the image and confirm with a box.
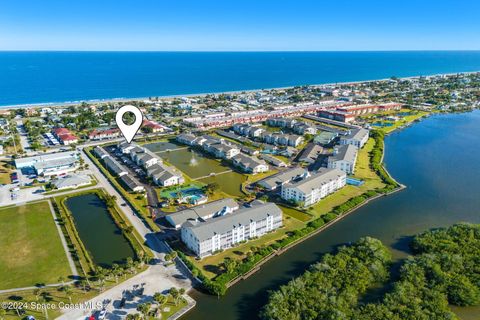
[370,130,399,188]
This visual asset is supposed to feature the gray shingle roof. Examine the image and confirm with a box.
[184,202,282,242]
[258,167,307,189]
[283,168,345,193]
[167,198,239,227]
[119,174,143,191]
[104,157,128,175]
[329,144,358,163]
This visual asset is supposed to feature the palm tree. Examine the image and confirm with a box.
[153,292,167,310]
[79,279,88,293]
[136,302,151,319]
[33,288,40,301]
[126,257,134,274]
[97,273,106,292]
[126,314,142,320]
[63,285,73,303]
[179,288,186,303]
[169,287,180,306]
[39,294,49,319]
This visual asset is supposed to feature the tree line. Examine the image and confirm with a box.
[261,223,480,320]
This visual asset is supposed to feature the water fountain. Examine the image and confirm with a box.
[189,153,198,166]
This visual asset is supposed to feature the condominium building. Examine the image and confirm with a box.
[258,167,308,191]
[232,153,269,173]
[181,202,283,258]
[327,144,358,174]
[340,128,369,149]
[167,198,239,229]
[281,168,346,206]
[146,163,184,187]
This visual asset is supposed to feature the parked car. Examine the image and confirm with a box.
[97,309,107,320]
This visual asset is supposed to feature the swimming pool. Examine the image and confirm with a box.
[346,177,365,186]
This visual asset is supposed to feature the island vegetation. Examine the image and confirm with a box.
[261,223,480,320]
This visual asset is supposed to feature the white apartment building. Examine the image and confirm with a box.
[181,202,283,258]
[340,128,369,149]
[281,168,346,207]
[327,144,358,174]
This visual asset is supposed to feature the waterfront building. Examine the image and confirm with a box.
[176,133,198,146]
[207,143,241,159]
[340,128,369,148]
[281,168,346,206]
[14,151,79,177]
[130,147,160,168]
[232,153,269,173]
[147,163,184,186]
[258,167,308,191]
[327,144,358,174]
[181,202,283,258]
[167,198,239,229]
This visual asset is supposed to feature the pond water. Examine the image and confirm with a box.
[143,140,183,152]
[65,193,135,268]
[185,110,480,320]
[146,146,247,197]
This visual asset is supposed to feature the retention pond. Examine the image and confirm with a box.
[66,193,135,268]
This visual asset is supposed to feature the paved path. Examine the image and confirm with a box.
[47,199,79,277]
[192,169,233,181]
[0,281,75,295]
[153,146,188,154]
[15,119,33,155]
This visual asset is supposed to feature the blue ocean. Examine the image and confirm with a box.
[1,51,480,107]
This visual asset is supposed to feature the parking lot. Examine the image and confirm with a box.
[0,184,45,205]
[104,145,161,218]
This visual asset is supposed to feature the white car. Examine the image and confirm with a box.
[97,309,107,320]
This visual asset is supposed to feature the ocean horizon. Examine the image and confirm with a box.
[1,50,480,107]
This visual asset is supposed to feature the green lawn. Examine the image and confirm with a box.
[306,137,385,217]
[0,160,13,185]
[0,201,72,290]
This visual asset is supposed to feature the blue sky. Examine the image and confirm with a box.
[1,0,479,51]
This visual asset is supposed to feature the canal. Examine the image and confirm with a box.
[185,110,480,320]
[66,193,136,268]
